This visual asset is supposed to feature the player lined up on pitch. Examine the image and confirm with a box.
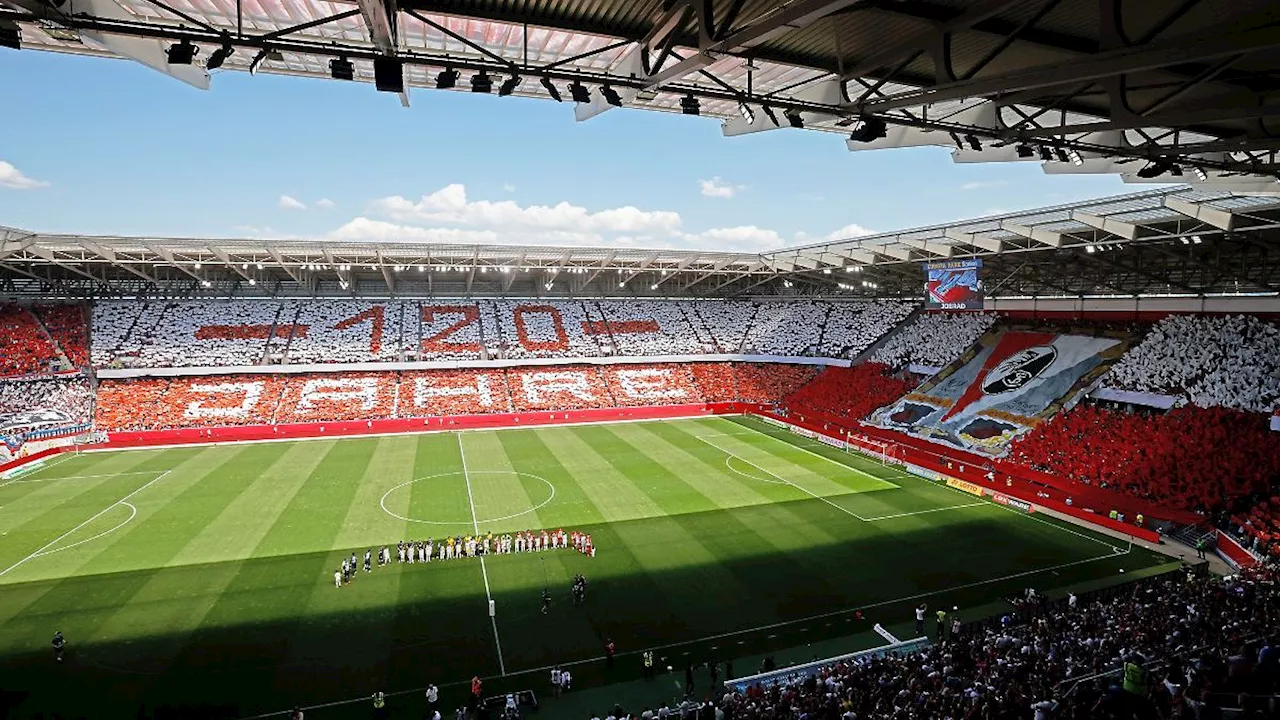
[334,529,596,587]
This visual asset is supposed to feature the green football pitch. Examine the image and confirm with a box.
[0,416,1170,718]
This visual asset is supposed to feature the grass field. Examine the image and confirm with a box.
[0,416,1171,719]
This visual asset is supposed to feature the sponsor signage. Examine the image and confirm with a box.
[945,477,986,497]
[814,433,848,450]
[990,493,1035,513]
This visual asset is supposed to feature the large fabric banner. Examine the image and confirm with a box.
[869,330,1127,457]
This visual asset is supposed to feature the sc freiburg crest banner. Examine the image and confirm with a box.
[868,330,1128,457]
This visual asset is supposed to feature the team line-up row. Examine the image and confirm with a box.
[336,530,596,586]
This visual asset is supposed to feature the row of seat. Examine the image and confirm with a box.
[89,299,918,367]
[92,363,820,430]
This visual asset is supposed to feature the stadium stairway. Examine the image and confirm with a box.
[849,304,924,366]
[29,307,73,371]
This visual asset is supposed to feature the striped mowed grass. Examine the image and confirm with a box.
[0,416,1167,718]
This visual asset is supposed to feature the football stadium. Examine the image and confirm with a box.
[2,1,1280,719]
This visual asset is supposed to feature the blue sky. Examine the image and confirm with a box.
[0,48,1142,252]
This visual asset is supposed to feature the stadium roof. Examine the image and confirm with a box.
[2,0,1279,188]
[3,185,1279,299]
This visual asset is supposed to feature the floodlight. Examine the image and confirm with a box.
[964,134,982,151]
[784,110,803,128]
[1085,245,1096,253]
[248,48,281,75]
[498,75,522,96]
[540,76,562,101]
[1136,161,1174,178]
[368,56,402,92]
[167,40,198,65]
[0,20,20,50]
[1192,166,1208,181]
[1015,144,1034,158]
[206,42,234,70]
[470,71,492,93]
[1054,148,1070,163]
[738,103,755,124]
[761,104,779,126]
[1192,235,1203,244]
[848,116,887,143]
[330,56,354,81]
[680,93,700,115]
[1067,149,1084,166]
[600,84,622,107]
[1169,164,1183,176]
[436,67,459,89]
[568,82,591,103]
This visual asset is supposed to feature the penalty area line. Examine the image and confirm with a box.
[0,470,171,579]
[456,433,507,677]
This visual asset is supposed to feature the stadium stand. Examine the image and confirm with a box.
[601,363,704,406]
[402,369,513,415]
[688,362,742,402]
[286,301,407,363]
[507,365,614,411]
[33,304,90,369]
[0,303,61,376]
[816,300,916,358]
[0,377,94,425]
[93,300,288,368]
[1008,404,1280,513]
[1104,314,1280,412]
[1227,500,1280,561]
[870,311,999,368]
[419,303,486,359]
[588,301,713,355]
[690,301,754,353]
[484,300,601,359]
[741,301,830,355]
[94,378,171,431]
[733,363,820,404]
[783,363,915,423]
[714,563,1279,720]
[274,372,399,423]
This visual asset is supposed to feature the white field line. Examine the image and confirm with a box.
[0,470,171,579]
[860,501,988,522]
[696,435,871,522]
[38,502,137,556]
[735,426,899,490]
[743,423,1126,553]
[456,432,507,677]
[1,470,169,488]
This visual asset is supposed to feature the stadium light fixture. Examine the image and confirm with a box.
[784,110,803,128]
[1085,244,1096,253]
[166,40,198,65]
[206,41,234,70]
[1053,148,1070,163]
[0,20,21,50]
[568,81,591,103]
[256,262,263,270]
[498,75,522,96]
[822,268,831,274]
[539,76,562,102]
[1192,235,1203,244]
[650,284,658,290]
[761,104,780,126]
[1015,144,1034,158]
[1181,236,1190,245]
[1067,149,1084,166]
[248,48,281,75]
[1192,166,1208,181]
[738,103,755,125]
[330,56,355,81]
[680,93,700,116]
[248,278,256,286]
[848,116,887,143]
[964,134,982,151]
[1169,164,1183,176]
[201,280,211,287]
[1038,146,1053,162]
[194,262,202,269]
[1136,160,1174,178]
[470,71,493,93]
[600,84,622,107]
[436,67,459,89]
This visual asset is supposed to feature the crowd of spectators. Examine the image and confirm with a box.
[817,301,916,358]
[871,311,999,369]
[0,303,62,376]
[91,363,830,430]
[1104,314,1280,413]
[1008,404,1280,514]
[710,562,1279,720]
[0,377,94,425]
[86,299,933,367]
[783,363,916,423]
[1225,498,1280,561]
[34,303,90,368]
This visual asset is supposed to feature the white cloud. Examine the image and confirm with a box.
[371,184,682,237]
[320,183,872,253]
[502,183,516,192]
[0,161,49,190]
[699,177,743,199]
[278,195,307,210]
[314,198,335,210]
[960,180,1009,191]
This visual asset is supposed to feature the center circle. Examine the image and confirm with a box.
[379,471,556,526]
